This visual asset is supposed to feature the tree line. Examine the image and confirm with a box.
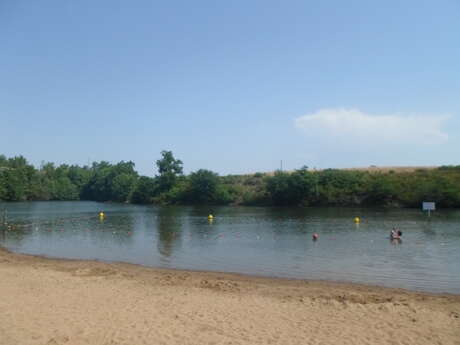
[1,153,460,208]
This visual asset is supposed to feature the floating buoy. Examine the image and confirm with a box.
[99,212,105,218]
[354,217,360,223]
[312,233,319,241]
[208,214,213,220]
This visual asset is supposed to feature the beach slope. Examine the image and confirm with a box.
[0,248,459,345]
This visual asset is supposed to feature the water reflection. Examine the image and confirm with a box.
[94,215,136,246]
[0,222,29,247]
[1,202,460,293]
[390,238,402,245]
[156,207,183,258]
[420,220,437,237]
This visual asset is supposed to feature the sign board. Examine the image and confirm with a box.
[422,202,436,211]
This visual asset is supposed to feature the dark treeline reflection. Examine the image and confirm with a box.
[1,202,460,294]
[156,207,183,257]
[2,153,460,208]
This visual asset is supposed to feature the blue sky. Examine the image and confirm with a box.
[1,0,459,176]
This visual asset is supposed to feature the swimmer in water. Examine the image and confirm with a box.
[390,228,397,239]
[390,228,402,239]
[390,229,402,243]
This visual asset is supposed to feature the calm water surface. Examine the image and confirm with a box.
[1,201,459,294]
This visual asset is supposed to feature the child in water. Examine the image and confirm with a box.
[391,228,397,238]
[390,228,402,241]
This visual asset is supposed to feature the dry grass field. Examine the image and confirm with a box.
[262,166,438,176]
[342,166,437,173]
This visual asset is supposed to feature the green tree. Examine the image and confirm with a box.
[68,165,91,192]
[2,169,27,201]
[130,176,157,204]
[0,156,9,200]
[265,169,315,206]
[0,156,36,201]
[363,174,396,205]
[186,169,220,204]
[156,150,183,193]
[316,169,366,205]
[81,161,138,202]
[289,168,316,204]
[53,176,79,200]
[265,171,291,205]
[112,173,137,202]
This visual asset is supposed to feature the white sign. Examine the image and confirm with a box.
[422,202,435,211]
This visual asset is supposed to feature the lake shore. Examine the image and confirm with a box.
[1,247,459,345]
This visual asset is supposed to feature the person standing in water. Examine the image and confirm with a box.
[391,228,397,238]
[390,228,402,243]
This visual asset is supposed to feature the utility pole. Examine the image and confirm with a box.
[280,160,283,171]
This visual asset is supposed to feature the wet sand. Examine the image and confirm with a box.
[0,247,459,345]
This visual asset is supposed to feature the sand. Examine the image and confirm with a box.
[0,248,459,345]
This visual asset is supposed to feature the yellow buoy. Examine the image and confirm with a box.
[99,212,105,218]
[354,217,360,223]
[208,214,214,220]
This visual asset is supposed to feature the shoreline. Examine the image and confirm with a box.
[2,199,459,210]
[1,247,459,345]
[1,245,457,297]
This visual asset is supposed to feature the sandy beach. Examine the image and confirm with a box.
[0,248,459,345]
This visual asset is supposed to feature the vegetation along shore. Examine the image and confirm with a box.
[1,152,459,207]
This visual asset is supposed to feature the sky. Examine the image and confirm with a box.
[1,0,459,176]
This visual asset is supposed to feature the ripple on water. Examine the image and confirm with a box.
[0,202,459,294]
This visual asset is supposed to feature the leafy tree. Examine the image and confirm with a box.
[156,150,183,193]
[186,169,220,204]
[316,169,366,205]
[80,161,111,201]
[81,161,137,201]
[265,168,316,205]
[289,168,316,204]
[363,174,397,205]
[2,169,27,201]
[111,173,137,202]
[53,176,79,200]
[130,176,156,204]
[265,171,291,205]
[0,156,36,201]
[1,153,460,208]
[68,165,91,191]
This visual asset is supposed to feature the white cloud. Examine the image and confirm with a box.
[294,108,449,146]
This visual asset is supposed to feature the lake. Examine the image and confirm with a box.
[1,201,459,294]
